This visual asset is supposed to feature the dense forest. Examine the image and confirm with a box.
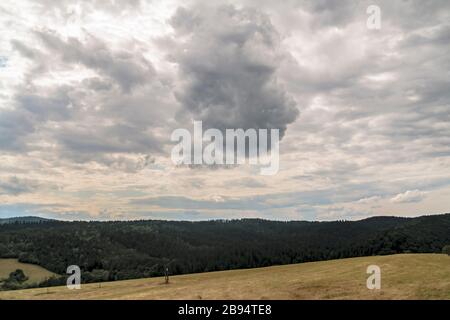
[0,214,449,288]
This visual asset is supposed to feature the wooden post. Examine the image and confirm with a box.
[165,267,169,284]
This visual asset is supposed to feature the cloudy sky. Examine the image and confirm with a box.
[0,0,449,221]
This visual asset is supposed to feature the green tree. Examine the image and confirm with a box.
[9,269,28,283]
[1,269,29,290]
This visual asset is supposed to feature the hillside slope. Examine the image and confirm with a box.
[1,254,449,300]
[1,214,449,283]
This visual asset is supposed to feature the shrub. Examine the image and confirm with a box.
[442,245,450,256]
[8,269,28,283]
[0,269,28,291]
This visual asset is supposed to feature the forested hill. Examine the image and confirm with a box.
[0,214,449,283]
[0,216,54,224]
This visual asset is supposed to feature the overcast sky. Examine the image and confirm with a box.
[0,0,449,221]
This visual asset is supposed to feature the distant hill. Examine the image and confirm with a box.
[0,213,449,286]
[0,216,55,225]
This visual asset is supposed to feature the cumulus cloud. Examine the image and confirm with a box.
[168,5,299,136]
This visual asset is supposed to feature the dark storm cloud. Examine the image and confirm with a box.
[168,5,299,137]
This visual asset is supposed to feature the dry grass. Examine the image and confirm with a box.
[0,259,57,285]
[0,254,449,300]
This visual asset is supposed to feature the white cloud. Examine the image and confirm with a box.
[390,190,427,204]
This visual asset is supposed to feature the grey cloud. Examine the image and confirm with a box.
[226,177,266,188]
[70,153,156,173]
[58,123,163,156]
[0,56,7,67]
[0,85,88,153]
[268,0,450,30]
[401,24,450,48]
[380,0,450,29]
[34,31,155,92]
[17,89,73,122]
[81,77,113,91]
[301,0,360,28]
[169,5,299,137]
[130,195,271,211]
[129,175,449,218]
[32,0,142,17]
[0,176,38,195]
[4,28,175,168]
[278,1,450,175]
[129,182,386,211]
[1,0,450,221]
[0,109,35,151]
[11,40,37,59]
[0,78,170,166]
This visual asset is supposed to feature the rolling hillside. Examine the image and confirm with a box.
[1,214,449,285]
[0,254,449,300]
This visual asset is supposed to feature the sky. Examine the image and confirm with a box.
[0,0,449,221]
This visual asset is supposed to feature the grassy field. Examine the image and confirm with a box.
[0,259,57,285]
[0,254,448,300]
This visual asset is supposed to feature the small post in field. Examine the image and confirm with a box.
[165,267,169,284]
[46,277,49,294]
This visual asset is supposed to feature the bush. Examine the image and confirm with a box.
[8,269,28,283]
[38,276,67,287]
[0,269,29,291]
[442,245,450,256]
[84,269,109,283]
[1,279,22,290]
